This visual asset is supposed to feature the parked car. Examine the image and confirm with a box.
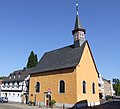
[0,97,3,102]
[0,97,8,103]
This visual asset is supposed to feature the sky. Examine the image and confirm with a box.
[0,0,120,80]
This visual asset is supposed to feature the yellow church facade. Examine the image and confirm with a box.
[29,42,100,107]
[29,3,100,108]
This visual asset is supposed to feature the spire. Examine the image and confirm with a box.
[72,1,86,48]
[72,2,86,35]
[74,3,82,30]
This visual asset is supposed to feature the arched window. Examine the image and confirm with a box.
[92,82,95,94]
[83,81,86,94]
[36,82,40,93]
[59,80,65,93]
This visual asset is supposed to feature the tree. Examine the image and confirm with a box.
[113,78,120,96]
[26,51,38,68]
[34,54,38,66]
[0,76,6,79]
[113,78,120,84]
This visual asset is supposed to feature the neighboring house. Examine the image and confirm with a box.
[29,4,100,108]
[98,74,115,101]
[1,68,32,103]
[98,74,105,100]
[103,78,115,97]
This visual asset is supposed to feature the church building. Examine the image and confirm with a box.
[29,3,100,108]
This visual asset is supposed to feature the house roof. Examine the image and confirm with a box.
[3,68,33,82]
[30,41,87,74]
[103,78,111,83]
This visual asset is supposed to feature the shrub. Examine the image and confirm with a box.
[49,100,56,106]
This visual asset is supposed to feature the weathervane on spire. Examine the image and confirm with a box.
[76,0,79,15]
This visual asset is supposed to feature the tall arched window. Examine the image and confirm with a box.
[36,82,40,93]
[59,80,65,93]
[92,82,95,94]
[83,81,86,94]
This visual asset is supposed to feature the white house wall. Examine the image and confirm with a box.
[1,80,27,103]
[1,91,22,103]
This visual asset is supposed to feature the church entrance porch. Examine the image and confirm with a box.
[44,90,52,108]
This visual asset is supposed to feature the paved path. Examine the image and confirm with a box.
[0,103,40,109]
[0,103,22,109]
[76,100,120,109]
[0,103,64,109]
[96,100,120,109]
[2,101,120,109]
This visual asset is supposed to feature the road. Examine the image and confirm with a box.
[70,100,120,109]
[0,103,39,109]
[0,103,62,109]
[1,100,120,109]
[95,100,120,109]
[0,103,23,109]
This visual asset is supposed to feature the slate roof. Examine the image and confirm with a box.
[72,6,86,35]
[103,78,111,83]
[74,14,83,30]
[72,14,86,35]
[30,41,87,74]
[3,68,33,82]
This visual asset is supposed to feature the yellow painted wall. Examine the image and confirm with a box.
[29,68,77,104]
[29,42,100,105]
[76,43,99,103]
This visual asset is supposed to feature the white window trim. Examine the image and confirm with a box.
[36,82,41,93]
[58,80,66,94]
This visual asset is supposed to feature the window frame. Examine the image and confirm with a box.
[92,82,95,94]
[36,82,40,93]
[59,80,65,94]
[82,81,86,94]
